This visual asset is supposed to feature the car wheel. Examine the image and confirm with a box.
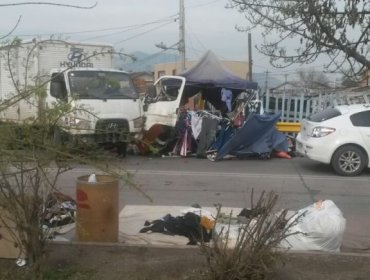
[331,145,367,176]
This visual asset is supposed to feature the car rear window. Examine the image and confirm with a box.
[307,108,341,122]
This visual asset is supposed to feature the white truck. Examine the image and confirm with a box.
[0,40,143,155]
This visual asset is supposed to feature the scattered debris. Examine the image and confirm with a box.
[42,192,76,235]
[139,206,215,245]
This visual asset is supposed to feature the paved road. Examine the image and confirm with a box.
[56,155,370,251]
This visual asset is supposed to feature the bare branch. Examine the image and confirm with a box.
[0,16,21,40]
[228,0,370,77]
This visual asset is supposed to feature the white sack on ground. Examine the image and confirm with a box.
[280,200,346,252]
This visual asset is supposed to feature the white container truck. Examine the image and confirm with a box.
[0,40,143,155]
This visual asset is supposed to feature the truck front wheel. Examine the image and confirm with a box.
[116,142,127,158]
[53,126,63,145]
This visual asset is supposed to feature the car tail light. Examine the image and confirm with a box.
[311,126,336,138]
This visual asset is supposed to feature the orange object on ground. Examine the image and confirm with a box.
[275,150,292,159]
[200,216,215,230]
[136,124,164,155]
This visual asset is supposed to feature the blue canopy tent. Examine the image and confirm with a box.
[179,50,258,109]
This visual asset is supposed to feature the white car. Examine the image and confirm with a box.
[296,104,370,176]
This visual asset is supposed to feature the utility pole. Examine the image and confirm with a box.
[282,74,288,121]
[179,0,186,71]
[264,70,269,112]
[264,70,269,96]
[248,33,252,81]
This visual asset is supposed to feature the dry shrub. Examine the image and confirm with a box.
[198,191,300,280]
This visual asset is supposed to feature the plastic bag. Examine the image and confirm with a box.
[88,173,97,183]
[280,200,346,252]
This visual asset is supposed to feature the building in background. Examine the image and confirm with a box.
[270,81,331,97]
[154,60,250,80]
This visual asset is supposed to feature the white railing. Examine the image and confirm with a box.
[263,88,370,122]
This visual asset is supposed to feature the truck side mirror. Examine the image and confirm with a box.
[142,85,156,111]
[50,79,67,102]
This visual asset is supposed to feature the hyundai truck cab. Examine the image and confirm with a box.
[48,68,144,153]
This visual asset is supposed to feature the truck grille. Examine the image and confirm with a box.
[95,119,129,144]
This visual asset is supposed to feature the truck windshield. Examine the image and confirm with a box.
[68,70,139,100]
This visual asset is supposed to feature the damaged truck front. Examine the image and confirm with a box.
[143,76,186,131]
[138,76,186,154]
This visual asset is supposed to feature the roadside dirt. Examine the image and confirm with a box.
[1,243,370,280]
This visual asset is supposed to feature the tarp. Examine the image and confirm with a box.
[214,113,288,161]
[180,50,258,90]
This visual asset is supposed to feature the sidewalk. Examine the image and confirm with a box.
[43,204,370,279]
[60,204,368,252]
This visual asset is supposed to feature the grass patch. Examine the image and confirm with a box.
[42,267,95,280]
[0,266,95,280]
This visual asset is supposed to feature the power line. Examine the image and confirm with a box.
[81,19,175,42]
[186,0,222,9]
[185,22,207,53]
[12,15,178,38]
[121,49,173,68]
[113,21,175,45]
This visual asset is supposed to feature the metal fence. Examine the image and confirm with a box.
[263,89,370,122]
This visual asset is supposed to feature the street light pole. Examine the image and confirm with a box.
[179,0,186,71]
[155,1,186,72]
[248,33,252,81]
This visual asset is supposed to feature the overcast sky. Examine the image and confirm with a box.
[0,0,336,82]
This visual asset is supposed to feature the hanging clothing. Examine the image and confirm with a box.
[180,128,192,157]
[196,116,219,158]
[221,88,232,112]
[173,111,192,157]
[189,111,203,140]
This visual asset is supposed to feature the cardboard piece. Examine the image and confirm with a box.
[0,209,22,259]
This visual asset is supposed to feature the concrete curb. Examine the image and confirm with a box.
[50,239,370,255]
[46,242,370,280]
